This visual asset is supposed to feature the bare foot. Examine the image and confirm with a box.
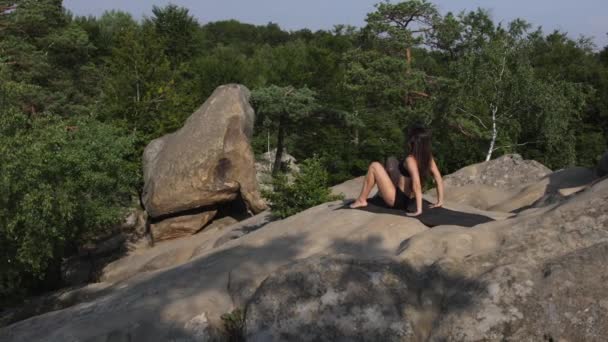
[349,199,368,209]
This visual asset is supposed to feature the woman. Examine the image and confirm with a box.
[350,126,445,217]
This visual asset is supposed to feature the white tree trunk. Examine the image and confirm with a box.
[267,130,271,169]
[485,54,507,162]
[485,105,498,161]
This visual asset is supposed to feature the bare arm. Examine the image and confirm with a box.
[406,156,423,216]
[429,157,444,208]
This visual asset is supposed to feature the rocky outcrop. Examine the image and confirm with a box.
[246,179,608,341]
[434,166,597,213]
[443,154,551,189]
[142,84,267,240]
[425,180,608,341]
[2,157,605,342]
[0,200,431,341]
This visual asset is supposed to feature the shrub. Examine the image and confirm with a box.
[263,157,343,219]
[221,308,245,342]
[0,112,139,303]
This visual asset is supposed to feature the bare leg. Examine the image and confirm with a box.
[350,162,397,208]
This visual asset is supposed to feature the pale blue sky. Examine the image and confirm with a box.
[64,0,607,49]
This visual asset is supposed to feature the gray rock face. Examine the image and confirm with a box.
[142,84,267,239]
[512,243,608,341]
[245,256,480,342]
[444,154,551,189]
[428,181,608,341]
[598,151,608,177]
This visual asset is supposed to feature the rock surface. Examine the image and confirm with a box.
[150,210,218,242]
[246,178,608,341]
[245,256,478,342]
[443,154,551,189]
[1,157,605,342]
[433,166,597,213]
[0,202,430,341]
[142,84,266,239]
[427,180,608,341]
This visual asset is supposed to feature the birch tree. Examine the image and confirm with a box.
[448,12,587,164]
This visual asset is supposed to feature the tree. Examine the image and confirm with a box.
[263,157,341,219]
[149,4,202,66]
[364,1,440,106]
[445,14,588,166]
[252,85,317,175]
[249,40,313,87]
[189,45,252,99]
[97,21,176,139]
[0,110,139,303]
[0,0,99,117]
[76,10,138,60]
[528,31,607,166]
[366,0,439,64]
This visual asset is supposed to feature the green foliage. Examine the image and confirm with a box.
[252,85,317,121]
[263,158,343,219]
[366,0,439,52]
[252,85,318,174]
[0,112,139,303]
[221,308,245,342]
[440,12,590,168]
[150,4,202,66]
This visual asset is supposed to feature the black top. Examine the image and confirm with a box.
[398,159,410,177]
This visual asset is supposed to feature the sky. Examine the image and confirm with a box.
[63,0,608,49]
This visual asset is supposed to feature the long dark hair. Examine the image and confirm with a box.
[407,125,432,180]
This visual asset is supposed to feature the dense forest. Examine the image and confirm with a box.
[1,0,607,303]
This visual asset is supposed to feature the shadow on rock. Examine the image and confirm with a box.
[244,254,486,342]
[511,167,597,214]
[1,231,310,341]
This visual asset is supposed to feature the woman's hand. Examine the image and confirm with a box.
[429,201,443,209]
[406,210,422,217]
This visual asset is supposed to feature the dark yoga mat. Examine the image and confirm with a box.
[344,196,495,228]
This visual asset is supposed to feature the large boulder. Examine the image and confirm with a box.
[142,84,267,239]
[443,154,551,189]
